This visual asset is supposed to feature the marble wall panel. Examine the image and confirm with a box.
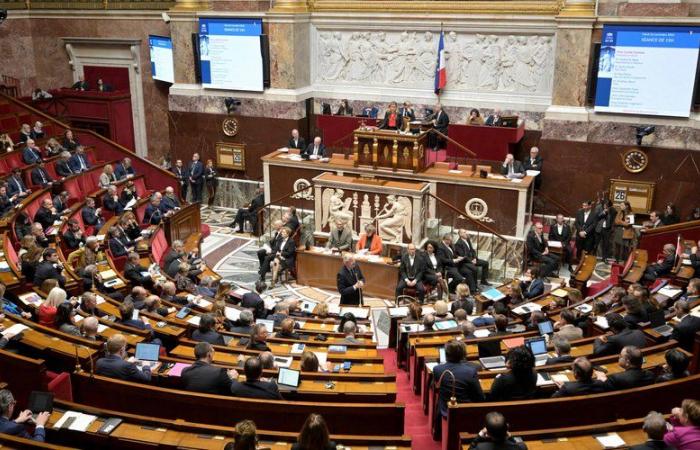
[551,27,592,107]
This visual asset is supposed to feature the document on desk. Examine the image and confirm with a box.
[167,362,192,377]
[340,307,369,319]
[511,302,542,315]
[658,286,683,298]
[263,295,277,311]
[425,362,439,372]
[473,328,491,338]
[1,323,29,339]
[187,315,201,326]
[388,306,409,317]
[551,288,569,298]
[327,303,341,315]
[18,292,42,306]
[547,241,562,248]
[192,298,212,309]
[0,261,9,272]
[312,352,327,367]
[526,170,540,177]
[224,307,241,321]
[421,306,435,316]
[54,411,98,431]
[594,433,626,448]
[594,316,609,329]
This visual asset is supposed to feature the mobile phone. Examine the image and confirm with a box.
[342,361,352,371]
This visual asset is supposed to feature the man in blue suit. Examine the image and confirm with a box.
[0,389,50,441]
[6,168,30,199]
[188,153,204,203]
[433,340,484,418]
[21,139,42,165]
[114,157,135,180]
[68,146,90,172]
[144,194,163,225]
[96,334,153,382]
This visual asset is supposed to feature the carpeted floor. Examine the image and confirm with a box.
[380,348,441,450]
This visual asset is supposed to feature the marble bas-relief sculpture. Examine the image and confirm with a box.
[316,30,554,94]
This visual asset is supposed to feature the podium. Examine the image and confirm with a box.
[353,128,429,173]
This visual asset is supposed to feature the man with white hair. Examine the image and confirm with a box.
[102,185,124,215]
[288,128,305,150]
[642,243,676,282]
[337,254,365,305]
[161,186,181,213]
[82,316,100,341]
[523,146,543,188]
[115,157,135,180]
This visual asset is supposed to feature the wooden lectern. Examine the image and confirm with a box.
[163,203,202,244]
[353,128,429,173]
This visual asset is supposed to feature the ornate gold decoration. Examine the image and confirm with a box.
[363,144,370,156]
[309,0,561,15]
[403,147,409,159]
[383,145,389,160]
[222,117,239,137]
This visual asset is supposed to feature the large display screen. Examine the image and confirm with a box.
[594,25,700,117]
[198,18,264,92]
[148,35,174,83]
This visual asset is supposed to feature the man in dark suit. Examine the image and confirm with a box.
[398,101,416,121]
[456,228,490,287]
[30,161,54,188]
[436,234,467,292]
[62,219,86,250]
[337,254,365,306]
[172,159,189,201]
[72,77,89,91]
[283,207,300,234]
[477,314,510,357]
[288,129,306,150]
[500,153,525,178]
[630,411,676,450]
[102,186,124,215]
[68,146,90,172]
[433,340,484,418]
[182,342,238,395]
[671,299,700,352]
[229,310,255,335]
[430,104,449,150]
[241,281,267,319]
[124,252,154,289]
[469,412,527,450]
[545,337,575,366]
[266,302,292,328]
[114,157,135,180]
[548,214,573,270]
[230,356,282,400]
[144,195,163,225]
[522,146,543,188]
[395,244,426,302]
[161,187,180,213]
[21,139,42,165]
[642,243,676,283]
[592,313,647,356]
[0,389,49,442]
[116,301,161,345]
[484,109,503,127]
[96,334,153,382]
[258,220,283,276]
[108,226,134,258]
[303,136,327,159]
[595,199,617,261]
[6,169,30,199]
[278,318,302,340]
[81,198,104,231]
[188,153,204,203]
[596,346,655,390]
[574,201,597,256]
[526,223,559,278]
[55,152,75,178]
[34,198,63,231]
[192,314,225,345]
[551,357,606,397]
[53,191,70,215]
[34,248,66,288]
[232,187,265,233]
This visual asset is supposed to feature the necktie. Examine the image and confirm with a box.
[15,178,22,193]
[40,170,46,184]
[79,155,86,170]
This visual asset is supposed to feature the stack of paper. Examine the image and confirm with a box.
[327,303,341,315]
[291,343,305,354]
[18,292,42,306]
[576,304,593,314]
[0,261,10,272]
[53,411,98,431]
[658,286,683,298]
[186,316,201,326]
[594,433,626,448]
[100,269,117,280]
[168,362,192,377]
[551,288,569,298]
[224,307,241,322]
[473,329,491,338]
[340,307,369,319]
[388,306,409,317]
[1,323,29,339]
[547,241,562,248]
[512,302,542,315]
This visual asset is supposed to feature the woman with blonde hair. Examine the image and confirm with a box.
[175,262,196,293]
[44,137,65,157]
[99,164,117,188]
[451,283,473,314]
[315,302,329,319]
[38,287,67,328]
[19,235,43,281]
[434,300,452,319]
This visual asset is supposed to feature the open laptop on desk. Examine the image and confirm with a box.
[479,355,506,370]
[526,337,550,366]
[135,343,160,368]
[277,367,300,392]
[538,320,554,336]
[649,309,674,337]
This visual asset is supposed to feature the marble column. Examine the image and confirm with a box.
[266,13,311,90]
[169,11,199,85]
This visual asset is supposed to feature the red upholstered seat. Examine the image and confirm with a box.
[45,371,73,402]
[151,229,168,268]
[63,177,82,203]
[25,192,51,222]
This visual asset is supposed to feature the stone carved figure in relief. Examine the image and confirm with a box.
[321,188,354,233]
[315,30,553,93]
[375,195,412,243]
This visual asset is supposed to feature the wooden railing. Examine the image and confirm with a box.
[0,0,175,10]
[638,219,700,259]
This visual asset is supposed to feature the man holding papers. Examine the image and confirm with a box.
[0,389,50,441]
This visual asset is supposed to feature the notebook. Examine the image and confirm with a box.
[135,343,160,362]
[649,309,673,337]
[537,320,554,335]
[479,356,506,370]
[526,337,550,366]
[277,367,300,390]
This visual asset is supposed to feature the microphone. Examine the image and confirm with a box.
[74,344,83,373]
[436,368,458,407]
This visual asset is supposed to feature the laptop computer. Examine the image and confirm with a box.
[649,310,673,337]
[135,343,160,367]
[526,337,550,366]
[27,391,53,421]
[479,356,506,370]
[256,319,275,332]
[537,320,554,336]
[277,367,300,391]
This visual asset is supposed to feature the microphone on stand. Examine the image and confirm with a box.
[353,266,364,307]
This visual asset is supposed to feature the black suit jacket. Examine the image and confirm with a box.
[595,206,617,232]
[544,355,574,366]
[423,252,444,276]
[548,223,571,244]
[241,292,266,319]
[285,215,300,234]
[337,265,365,305]
[275,238,296,266]
[192,329,225,346]
[436,242,457,268]
[82,207,102,227]
[551,379,606,397]
[230,379,282,400]
[603,367,655,391]
[181,360,233,395]
[398,107,416,121]
[124,262,149,287]
[288,137,306,150]
[109,236,131,258]
[378,111,400,129]
[62,229,85,250]
[672,315,700,352]
[455,237,477,260]
[648,254,676,278]
[593,328,647,356]
[96,354,151,382]
[399,253,425,282]
[433,110,449,133]
[303,143,327,158]
[103,195,124,214]
[433,361,484,416]
[575,208,597,235]
[489,370,537,401]
[55,160,75,177]
[522,155,543,172]
[33,261,66,288]
[526,231,548,260]
[34,206,58,230]
[31,167,53,187]
[500,160,525,176]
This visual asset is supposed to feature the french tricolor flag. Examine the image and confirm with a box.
[434,31,447,95]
